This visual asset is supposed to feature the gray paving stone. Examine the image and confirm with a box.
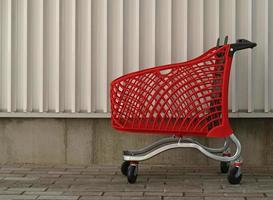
[24,191,63,195]
[48,171,81,175]
[0,190,22,195]
[63,191,103,196]
[2,167,31,171]
[103,191,144,196]
[204,198,244,200]
[80,197,160,200]
[79,197,121,200]
[164,197,203,200]
[4,177,38,181]
[164,186,203,193]
[38,196,80,200]
[0,164,271,200]
[0,174,25,178]
[0,195,38,199]
[8,187,47,192]
[144,192,183,197]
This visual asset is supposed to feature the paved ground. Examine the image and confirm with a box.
[0,164,272,200]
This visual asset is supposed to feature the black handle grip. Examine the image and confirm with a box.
[229,39,257,56]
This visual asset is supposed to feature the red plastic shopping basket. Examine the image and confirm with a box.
[110,45,234,138]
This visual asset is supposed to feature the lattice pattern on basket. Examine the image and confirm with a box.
[110,46,229,136]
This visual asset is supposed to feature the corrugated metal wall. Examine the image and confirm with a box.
[0,0,272,118]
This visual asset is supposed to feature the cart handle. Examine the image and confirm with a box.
[229,39,257,56]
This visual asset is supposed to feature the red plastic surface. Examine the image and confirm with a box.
[110,45,234,138]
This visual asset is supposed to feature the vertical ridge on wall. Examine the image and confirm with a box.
[108,0,123,80]
[253,0,265,111]
[199,0,204,53]
[92,0,107,112]
[264,0,269,112]
[230,0,237,112]
[28,0,43,112]
[236,0,249,112]
[60,0,76,113]
[11,0,28,112]
[44,0,60,112]
[188,0,204,59]
[139,0,155,69]
[76,0,92,113]
[219,0,239,112]
[107,0,123,111]
[0,0,12,112]
[123,0,139,73]
[155,0,172,65]
[171,0,187,63]
[248,0,253,112]
[204,0,219,51]
[236,0,248,112]
[268,1,273,112]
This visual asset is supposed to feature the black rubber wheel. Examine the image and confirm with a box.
[127,165,138,184]
[121,161,130,176]
[228,166,242,184]
[220,161,230,173]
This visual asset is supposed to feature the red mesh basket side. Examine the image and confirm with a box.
[110,45,233,137]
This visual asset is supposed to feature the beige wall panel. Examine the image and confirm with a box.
[76,0,92,112]
[0,0,11,112]
[44,0,60,112]
[0,0,270,117]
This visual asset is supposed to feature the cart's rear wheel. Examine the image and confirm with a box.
[121,161,130,176]
[127,164,138,184]
[228,166,242,184]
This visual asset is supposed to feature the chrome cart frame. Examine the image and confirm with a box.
[121,134,243,185]
[123,134,241,163]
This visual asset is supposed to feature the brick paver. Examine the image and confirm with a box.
[0,164,272,200]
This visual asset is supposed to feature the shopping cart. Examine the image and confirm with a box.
[110,37,256,184]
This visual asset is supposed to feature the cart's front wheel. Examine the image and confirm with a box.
[228,166,242,184]
[121,161,130,176]
[127,164,138,184]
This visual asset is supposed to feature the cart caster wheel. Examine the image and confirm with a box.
[220,161,230,173]
[121,161,130,176]
[228,166,242,184]
[127,164,138,184]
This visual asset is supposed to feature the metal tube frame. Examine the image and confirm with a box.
[123,133,241,163]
